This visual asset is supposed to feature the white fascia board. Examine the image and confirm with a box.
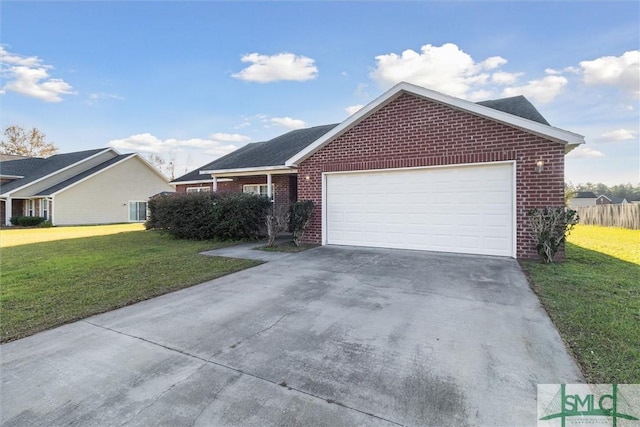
[170,178,233,186]
[0,175,24,179]
[47,154,135,196]
[132,153,171,182]
[2,148,116,197]
[199,165,296,177]
[286,82,586,166]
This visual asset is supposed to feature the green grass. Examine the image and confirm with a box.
[0,230,260,342]
[520,225,640,384]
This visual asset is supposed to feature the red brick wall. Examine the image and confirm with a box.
[175,174,295,208]
[297,93,566,259]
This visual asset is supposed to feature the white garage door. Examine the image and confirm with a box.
[325,162,514,257]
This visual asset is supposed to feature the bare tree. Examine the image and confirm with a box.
[146,153,176,179]
[1,126,58,157]
[265,204,291,247]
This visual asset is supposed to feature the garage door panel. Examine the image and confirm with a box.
[326,163,514,257]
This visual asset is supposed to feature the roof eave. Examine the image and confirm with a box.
[199,165,297,177]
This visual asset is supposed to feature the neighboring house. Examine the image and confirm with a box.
[1,148,173,226]
[595,195,628,205]
[172,82,585,259]
[568,191,598,208]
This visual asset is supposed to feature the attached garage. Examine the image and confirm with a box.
[290,82,585,259]
[324,162,514,257]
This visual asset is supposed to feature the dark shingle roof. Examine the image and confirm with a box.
[1,148,107,194]
[476,95,550,125]
[35,154,134,196]
[172,124,338,182]
[575,191,597,198]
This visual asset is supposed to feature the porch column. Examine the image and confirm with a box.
[5,197,11,225]
[266,173,272,202]
[212,176,218,192]
[50,197,55,225]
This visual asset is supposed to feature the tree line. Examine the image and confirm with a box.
[566,182,640,202]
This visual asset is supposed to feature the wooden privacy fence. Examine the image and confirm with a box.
[575,204,640,229]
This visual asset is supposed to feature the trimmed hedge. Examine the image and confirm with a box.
[146,192,272,240]
[10,216,46,227]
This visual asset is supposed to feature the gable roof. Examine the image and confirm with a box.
[1,148,109,195]
[35,154,136,196]
[287,82,585,166]
[596,194,627,204]
[172,124,338,182]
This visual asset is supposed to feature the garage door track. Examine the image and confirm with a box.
[1,246,583,426]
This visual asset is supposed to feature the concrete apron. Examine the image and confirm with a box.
[1,245,583,426]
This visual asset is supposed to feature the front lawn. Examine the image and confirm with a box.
[0,229,259,342]
[520,225,640,384]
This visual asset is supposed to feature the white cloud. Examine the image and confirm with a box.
[87,92,124,105]
[369,42,508,98]
[491,71,523,85]
[345,104,364,115]
[601,128,637,141]
[209,132,251,143]
[502,75,568,103]
[545,66,579,75]
[567,146,605,158]
[580,50,640,98]
[108,133,244,157]
[270,117,306,130]
[232,52,318,83]
[0,46,76,102]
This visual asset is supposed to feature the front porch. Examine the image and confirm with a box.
[175,172,298,209]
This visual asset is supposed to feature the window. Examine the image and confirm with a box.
[186,187,211,193]
[41,199,48,220]
[129,201,147,222]
[243,184,275,198]
[27,199,34,216]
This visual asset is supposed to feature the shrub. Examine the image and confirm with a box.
[146,192,217,239]
[211,193,271,240]
[9,216,46,227]
[39,221,53,228]
[146,192,271,241]
[292,200,314,247]
[527,207,579,263]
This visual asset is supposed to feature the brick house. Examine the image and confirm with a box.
[172,82,585,259]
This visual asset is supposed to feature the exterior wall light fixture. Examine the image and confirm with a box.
[535,160,544,173]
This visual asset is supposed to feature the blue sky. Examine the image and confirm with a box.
[1,1,638,185]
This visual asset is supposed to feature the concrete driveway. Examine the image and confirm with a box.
[1,245,583,426]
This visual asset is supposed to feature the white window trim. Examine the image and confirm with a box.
[27,199,34,217]
[128,200,148,222]
[242,184,275,199]
[186,187,211,193]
